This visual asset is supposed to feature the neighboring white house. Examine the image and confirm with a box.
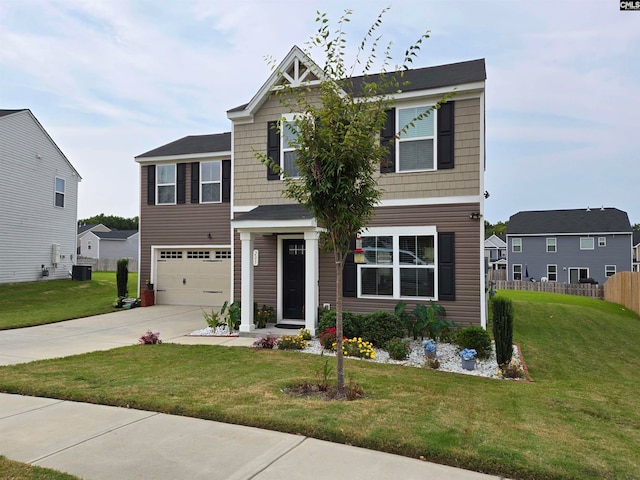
[0,109,81,283]
[79,229,139,261]
[633,230,640,273]
[484,234,507,270]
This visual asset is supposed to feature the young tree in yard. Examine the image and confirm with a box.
[257,9,452,397]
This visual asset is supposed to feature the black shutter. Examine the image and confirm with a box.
[380,108,396,173]
[342,238,357,297]
[437,101,455,170]
[438,232,456,301]
[222,160,231,203]
[267,121,280,180]
[147,165,155,205]
[176,163,186,204]
[190,162,199,203]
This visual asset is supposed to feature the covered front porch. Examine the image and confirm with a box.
[232,205,323,336]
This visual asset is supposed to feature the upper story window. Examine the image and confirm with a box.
[512,238,522,253]
[54,177,65,207]
[598,237,606,247]
[580,237,594,250]
[156,164,176,204]
[281,117,301,178]
[201,161,221,203]
[398,105,435,172]
[546,237,557,253]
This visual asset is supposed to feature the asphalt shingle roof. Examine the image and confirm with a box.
[136,132,231,158]
[507,208,631,235]
[94,230,138,240]
[234,204,312,222]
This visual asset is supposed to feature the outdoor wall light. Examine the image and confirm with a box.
[207,233,212,239]
[469,212,482,220]
[354,236,365,264]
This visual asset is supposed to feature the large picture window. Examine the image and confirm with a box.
[156,164,176,204]
[397,106,435,172]
[200,161,221,203]
[580,237,594,250]
[359,227,436,299]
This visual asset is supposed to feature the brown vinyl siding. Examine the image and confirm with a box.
[318,202,482,327]
[139,164,231,288]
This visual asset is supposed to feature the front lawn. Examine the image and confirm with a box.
[0,272,138,330]
[0,291,638,479]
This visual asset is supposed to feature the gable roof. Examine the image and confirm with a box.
[77,224,111,235]
[94,230,138,240]
[0,109,82,179]
[136,132,231,159]
[484,234,506,247]
[507,208,632,235]
[227,45,485,122]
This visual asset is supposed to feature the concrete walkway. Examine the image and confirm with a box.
[0,306,506,479]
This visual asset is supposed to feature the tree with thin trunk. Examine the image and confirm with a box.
[256,9,451,397]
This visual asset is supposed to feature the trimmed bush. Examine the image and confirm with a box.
[492,296,514,367]
[455,325,492,359]
[116,258,129,298]
[318,310,361,339]
[385,337,411,360]
[360,311,405,348]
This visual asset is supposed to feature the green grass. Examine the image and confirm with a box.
[0,272,138,329]
[0,290,639,479]
[0,455,81,479]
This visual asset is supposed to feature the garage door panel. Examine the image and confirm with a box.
[155,249,231,307]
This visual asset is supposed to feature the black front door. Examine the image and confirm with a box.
[283,239,305,319]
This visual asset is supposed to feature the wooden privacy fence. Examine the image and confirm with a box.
[493,280,604,299]
[604,272,640,317]
[76,257,139,273]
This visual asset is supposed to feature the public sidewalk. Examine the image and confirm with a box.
[0,306,507,479]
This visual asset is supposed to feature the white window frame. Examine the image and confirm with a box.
[598,237,606,247]
[513,264,522,281]
[580,237,595,250]
[605,265,616,277]
[281,114,302,179]
[396,102,437,173]
[54,176,65,208]
[547,264,557,282]
[512,238,522,253]
[200,161,222,203]
[156,164,176,205]
[357,226,438,300]
[546,237,557,253]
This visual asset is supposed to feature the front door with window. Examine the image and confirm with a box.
[282,239,305,319]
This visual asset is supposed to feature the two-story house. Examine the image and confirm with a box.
[485,234,507,270]
[136,47,487,335]
[506,208,632,285]
[135,133,232,306]
[0,109,81,283]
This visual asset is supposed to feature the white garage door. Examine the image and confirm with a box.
[155,249,231,307]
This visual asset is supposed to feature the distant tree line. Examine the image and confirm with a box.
[78,214,139,230]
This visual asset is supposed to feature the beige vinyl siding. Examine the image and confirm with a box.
[232,96,482,207]
[139,164,231,290]
[0,111,79,283]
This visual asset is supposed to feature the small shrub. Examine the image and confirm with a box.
[360,311,405,347]
[425,357,440,369]
[500,357,525,379]
[338,337,376,359]
[277,334,308,350]
[318,310,361,338]
[298,328,312,340]
[254,304,275,328]
[455,325,492,359]
[138,330,162,344]
[344,379,365,401]
[203,309,222,329]
[252,335,278,349]
[319,327,341,350]
[385,337,410,360]
[315,359,334,391]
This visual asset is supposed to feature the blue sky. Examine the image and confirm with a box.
[1,0,638,225]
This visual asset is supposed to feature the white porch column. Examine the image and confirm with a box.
[239,231,255,333]
[304,230,320,336]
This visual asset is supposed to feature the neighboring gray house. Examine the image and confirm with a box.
[77,223,111,257]
[506,208,632,285]
[0,109,81,283]
[484,234,506,270]
[633,230,640,273]
[79,229,139,261]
